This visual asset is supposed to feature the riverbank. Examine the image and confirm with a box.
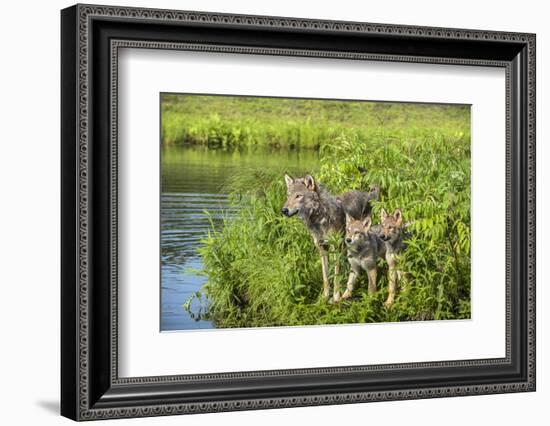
[161,94,470,150]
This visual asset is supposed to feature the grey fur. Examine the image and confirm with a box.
[282,174,346,301]
[343,208,407,305]
[378,208,406,307]
[342,215,386,299]
[299,184,346,245]
[337,186,380,220]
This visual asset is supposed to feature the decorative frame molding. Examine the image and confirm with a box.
[61,3,535,421]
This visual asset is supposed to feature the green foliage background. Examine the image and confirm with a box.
[162,94,469,150]
[165,95,472,327]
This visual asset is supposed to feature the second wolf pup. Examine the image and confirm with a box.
[379,208,405,307]
[342,213,385,300]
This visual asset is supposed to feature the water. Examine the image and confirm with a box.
[160,146,319,331]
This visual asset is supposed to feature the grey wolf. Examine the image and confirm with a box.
[378,208,405,307]
[281,173,377,302]
[342,214,386,300]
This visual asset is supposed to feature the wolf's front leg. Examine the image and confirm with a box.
[341,270,358,300]
[332,261,341,303]
[318,247,331,300]
[384,266,398,308]
[384,253,398,308]
[366,265,378,295]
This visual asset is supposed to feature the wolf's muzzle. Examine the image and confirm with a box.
[281,207,298,217]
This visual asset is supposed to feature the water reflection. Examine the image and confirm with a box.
[160,146,319,331]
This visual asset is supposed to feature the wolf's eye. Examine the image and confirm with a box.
[295,194,302,199]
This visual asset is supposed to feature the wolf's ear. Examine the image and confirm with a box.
[304,174,316,191]
[362,216,372,230]
[284,173,294,188]
[393,208,403,226]
[380,208,388,221]
[345,212,353,224]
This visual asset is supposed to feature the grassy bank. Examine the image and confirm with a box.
[194,103,471,327]
[161,94,470,150]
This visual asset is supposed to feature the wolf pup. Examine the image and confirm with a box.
[342,214,385,300]
[379,208,405,307]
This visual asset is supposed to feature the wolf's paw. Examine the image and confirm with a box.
[322,288,331,301]
[341,289,353,300]
[383,297,395,309]
[332,293,341,304]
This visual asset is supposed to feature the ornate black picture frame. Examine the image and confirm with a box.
[61,3,536,421]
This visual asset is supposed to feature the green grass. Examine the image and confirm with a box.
[161,94,470,150]
[185,97,471,328]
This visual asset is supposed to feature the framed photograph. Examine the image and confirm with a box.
[61,4,536,421]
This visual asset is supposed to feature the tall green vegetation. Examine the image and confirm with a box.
[161,94,469,151]
[166,94,471,327]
